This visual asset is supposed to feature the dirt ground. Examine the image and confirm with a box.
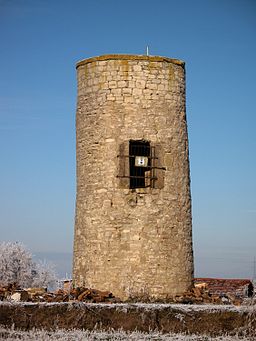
[0,302,255,338]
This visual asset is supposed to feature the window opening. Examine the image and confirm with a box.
[129,140,150,189]
[117,140,164,189]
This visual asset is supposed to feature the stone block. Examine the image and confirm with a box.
[117,80,127,88]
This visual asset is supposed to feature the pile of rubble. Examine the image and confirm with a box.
[0,282,248,305]
[171,283,243,306]
[0,283,120,303]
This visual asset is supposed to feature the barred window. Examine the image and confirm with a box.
[118,140,165,189]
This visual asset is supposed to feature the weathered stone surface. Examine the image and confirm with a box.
[73,54,194,299]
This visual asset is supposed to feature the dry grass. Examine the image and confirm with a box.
[0,327,254,341]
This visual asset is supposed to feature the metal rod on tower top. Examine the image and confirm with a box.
[146,46,149,56]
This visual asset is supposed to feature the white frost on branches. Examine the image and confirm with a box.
[32,259,57,288]
[0,242,33,287]
[0,242,57,289]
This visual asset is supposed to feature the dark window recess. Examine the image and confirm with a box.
[129,140,151,189]
[117,140,164,189]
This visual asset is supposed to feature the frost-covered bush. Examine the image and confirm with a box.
[0,242,34,287]
[32,259,57,289]
[0,242,57,288]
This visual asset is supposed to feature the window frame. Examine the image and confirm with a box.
[118,139,164,189]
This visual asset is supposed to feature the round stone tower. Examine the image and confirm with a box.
[73,54,193,299]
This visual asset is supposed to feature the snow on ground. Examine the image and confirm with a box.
[0,327,253,341]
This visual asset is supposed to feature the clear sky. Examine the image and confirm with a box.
[0,0,255,279]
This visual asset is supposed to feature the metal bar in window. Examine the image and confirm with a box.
[150,144,153,188]
[152,146,155,188]
[148,166,166,170]
[117,155,158,159]
[117,175,158,180]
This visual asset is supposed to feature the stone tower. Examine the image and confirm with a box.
[73,54,193,299]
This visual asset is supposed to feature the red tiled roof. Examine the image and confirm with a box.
[194,278,253,298]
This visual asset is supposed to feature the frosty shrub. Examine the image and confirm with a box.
[0,242,57,289]
[0,242,33,287]
[32,259,57,289]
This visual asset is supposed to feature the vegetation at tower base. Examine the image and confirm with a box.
[73,54,193,299]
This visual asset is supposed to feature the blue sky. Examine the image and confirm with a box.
[0,0,255,279]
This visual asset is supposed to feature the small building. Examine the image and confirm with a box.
[195,278,254,298]
[58,279,72,292]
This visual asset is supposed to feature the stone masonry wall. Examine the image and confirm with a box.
[73,55,194,299]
